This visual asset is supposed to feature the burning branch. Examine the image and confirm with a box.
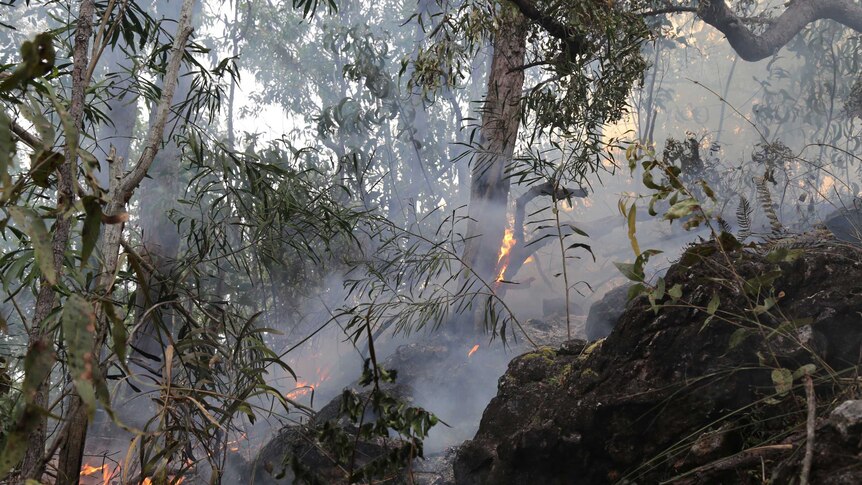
[494,182,588,286]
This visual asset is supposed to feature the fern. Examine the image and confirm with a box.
[755,177,783,235]
[735,195,753,240]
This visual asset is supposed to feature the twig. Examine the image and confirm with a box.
[800,374,816,485]
[667,444,793,484]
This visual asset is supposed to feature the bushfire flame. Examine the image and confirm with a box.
[81,464,106,476]
[468,344,479,357]
[496,228,516,281]
[286,366,331,400]
[227,432,248,452]
[82,462,185,485]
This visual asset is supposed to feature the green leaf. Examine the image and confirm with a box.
[706,292,720,315]
[626,203,640,256]
[728,327,754,350]
[0,404,41,480]
[62,294,98,418]
[9,206,56,285]
[792,364,816,379]
[626,283,646,301]
[667,283,682,302]
[717,231,742,252]
[46,85,78,160]
[0,111,14,194]
[771,368,793,395]
[30,150,63,188]
[654,277,666,300]
[104,300,127,364]
[766,247,803,263]
[753,296,776,315]
[743,270,782,296]
[80,196,102,267]
[613,261,643,282]
[664,198,699,221]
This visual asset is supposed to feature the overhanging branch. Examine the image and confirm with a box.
[696,0,862,62]
[507,0,588,54]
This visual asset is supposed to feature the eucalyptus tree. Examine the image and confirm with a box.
[0,1,363,484]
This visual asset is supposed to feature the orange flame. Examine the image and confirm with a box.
[102,465,115,485]
[81,464,106,476]
[142,477,183,485]
[227,432,248,452]
[496,229,516,281]
[286,366,331,400]
[468,344,479,357]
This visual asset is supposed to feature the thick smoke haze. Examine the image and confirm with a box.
[2,0,861,483]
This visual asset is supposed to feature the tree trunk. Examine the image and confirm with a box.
[461,9,527,332]
[125,0,200,408]
[53,1,195,481]
[20,0,94,480]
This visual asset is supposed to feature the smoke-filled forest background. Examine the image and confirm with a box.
[1,0,862,483]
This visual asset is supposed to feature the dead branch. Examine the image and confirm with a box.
[672,444,794,484]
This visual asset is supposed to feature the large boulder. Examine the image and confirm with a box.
[454,238,862,484]
[584,284,633,341]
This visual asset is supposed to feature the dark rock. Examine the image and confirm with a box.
[455,239,862,484]
[829,400,862,441]
[411,447,459,485]
[585,284,633,341]
[249,385,414,484]
[249,335,511,484]
[542,297,584,317]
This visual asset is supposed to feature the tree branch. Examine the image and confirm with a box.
[119,0,194,201]
[507,0,587,54]
[9,118,42,149]
[697,0,862,62]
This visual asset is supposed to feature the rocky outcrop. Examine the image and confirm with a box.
[584,284,632,341]
[455,238,862,484]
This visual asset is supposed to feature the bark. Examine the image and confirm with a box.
[53,1,195,482]
[20,0,94,480]
[513,0,862,63]
[461,10,527,331]
[125,0,202,406]
[697,0,862,62]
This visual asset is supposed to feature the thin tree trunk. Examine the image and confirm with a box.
[53,1,195,481]
[20,1,94,480]
[461,9,527,332]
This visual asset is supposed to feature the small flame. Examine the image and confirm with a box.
[468,344,479,358]
[81,464,106,476]
[286,367,331,400]
[227,432,248,452]
[102,465,115,485]
[496,229,516,281]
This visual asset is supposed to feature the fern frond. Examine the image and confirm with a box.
[755,177,783,235]
[735,195,753,240]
